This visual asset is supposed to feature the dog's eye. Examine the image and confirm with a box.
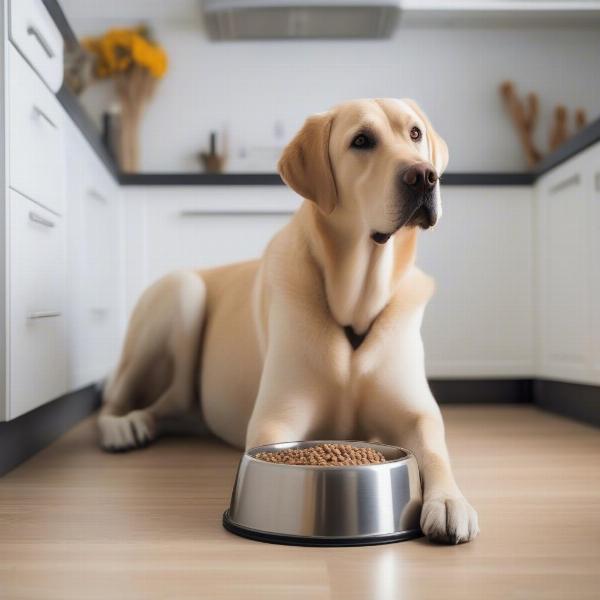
[410,126,422,142]
[350,133,375,150]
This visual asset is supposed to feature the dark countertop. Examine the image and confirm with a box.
[56,86,119,178]
[535,116,600,176]
[118,171,537,186]
[47,0,599,189]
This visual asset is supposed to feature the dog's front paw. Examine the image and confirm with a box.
[421,495,479,544]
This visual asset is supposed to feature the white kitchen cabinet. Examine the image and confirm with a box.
[7,188,68,419]
[122,184,536,379]
[122,186,300,317]
[587,144,600,380]
[419,186,535,377]
[8,45,65,215]
[65,122,123,389]
[8,0,64,92]
[0,0,122,420]
[0,2,69,421]
[536,142,600,386]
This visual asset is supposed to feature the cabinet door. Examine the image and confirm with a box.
[66,126,122,388]
[80,166,122,380]
[419,186,534,377]
[122,187,299,317]
[8,190,68,419]
[537,156,590,382]
[8,0,64,92]
[589,145,600,381]
[8,46,65,215]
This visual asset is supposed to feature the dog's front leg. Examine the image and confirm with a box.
[244,292,344,450]
[245,377,324,450]
[361,328,479,544]
[244,340,328,450]
[398,409,479,544]
[246,405,314,450]
[365,390,479,544]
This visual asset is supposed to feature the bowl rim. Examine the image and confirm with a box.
[245,439,415,469]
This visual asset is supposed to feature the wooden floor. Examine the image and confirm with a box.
[0,406,598,600]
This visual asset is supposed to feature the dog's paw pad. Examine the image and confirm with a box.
[421,495,479,544]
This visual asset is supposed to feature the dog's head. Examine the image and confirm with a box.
[278,98,448,244]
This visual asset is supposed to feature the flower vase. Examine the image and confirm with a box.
[116,66,156,172]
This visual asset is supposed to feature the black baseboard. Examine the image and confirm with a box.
[532,379,600,428]
[429,378,533,404]
[0,385,101,477]
[0,378,597,478]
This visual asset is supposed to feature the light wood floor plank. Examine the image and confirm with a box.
[0,405,598,599]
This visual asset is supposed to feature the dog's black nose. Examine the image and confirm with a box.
[402,164,437,193]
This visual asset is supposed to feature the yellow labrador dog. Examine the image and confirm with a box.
[99,98,479,544]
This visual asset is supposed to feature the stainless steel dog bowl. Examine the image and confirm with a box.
[223,440,422,546]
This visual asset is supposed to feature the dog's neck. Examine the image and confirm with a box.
[303,202,418,335]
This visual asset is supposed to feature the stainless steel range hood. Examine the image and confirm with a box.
[203,0,401,40]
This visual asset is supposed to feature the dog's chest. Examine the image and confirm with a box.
[319,355,375,440]
[323,381,365,440]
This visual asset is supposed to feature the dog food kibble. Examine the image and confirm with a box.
[254,444,386,466]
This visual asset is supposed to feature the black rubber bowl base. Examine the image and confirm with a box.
[222,510,422,547]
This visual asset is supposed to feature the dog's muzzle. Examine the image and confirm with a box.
[370,165,439,244]
[370,163,439,244]
[400,163,439,229]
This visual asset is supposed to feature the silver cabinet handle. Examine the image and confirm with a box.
[595,172,600,192]
[32,105,57,129]
[29,211,55,228]
[549,173,580,195]
[27,25,55,58]
[91,307,109,316]
[28,311,62,319]
[88,189,107,203]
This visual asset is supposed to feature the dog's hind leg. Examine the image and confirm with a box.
[98,270,207,452]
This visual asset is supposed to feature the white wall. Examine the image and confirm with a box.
[63,3,600,173]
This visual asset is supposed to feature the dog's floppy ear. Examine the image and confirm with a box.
[403,99,449,176]
[278,112,338,215]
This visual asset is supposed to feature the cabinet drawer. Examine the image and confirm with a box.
[8,190,68,420]
[8,45,65,215]
[9,0,63,92]
[144,190,293,281]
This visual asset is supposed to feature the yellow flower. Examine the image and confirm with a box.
[83,26,168,80]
